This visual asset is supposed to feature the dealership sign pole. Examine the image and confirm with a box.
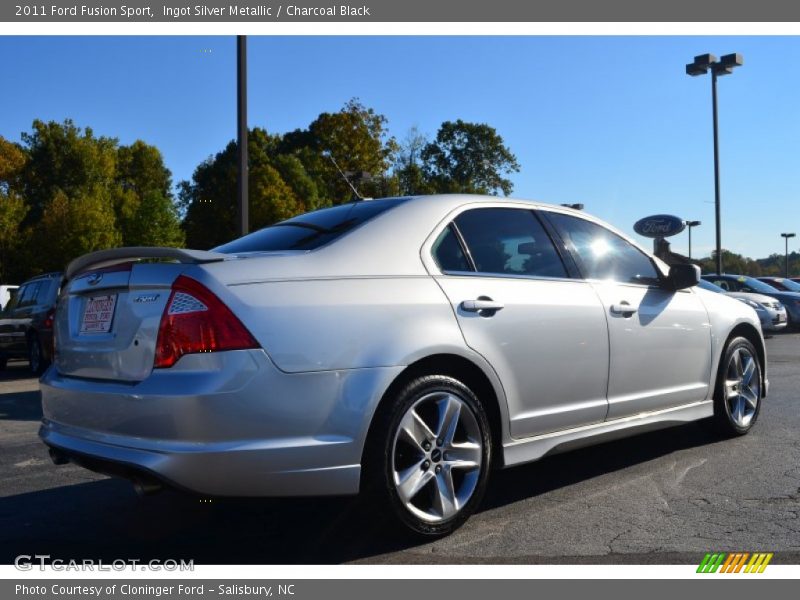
[237,35,248,237]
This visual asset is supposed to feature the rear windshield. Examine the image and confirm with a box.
[214,198,408,254]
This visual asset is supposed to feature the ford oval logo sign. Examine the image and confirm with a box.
[633,215,686,238]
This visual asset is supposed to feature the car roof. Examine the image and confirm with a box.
[19,272,62,284]
[398,193,584,215]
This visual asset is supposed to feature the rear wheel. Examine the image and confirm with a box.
[28,334,48,376]
[364,375,492,537]
[712,337,762,436]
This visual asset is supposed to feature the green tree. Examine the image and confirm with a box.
[181,128,316,249]
[421,119,520,196]
[20,119,117,224]
[280,99,398,204]
[394,127,435,196]
[697,250,764,277]
[114,140,182,247]
[124,191,185,248]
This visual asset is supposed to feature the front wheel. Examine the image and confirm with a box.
[711,337,762,436]
[364,375,492,537]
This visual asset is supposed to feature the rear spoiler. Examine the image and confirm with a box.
[66,247,228,280]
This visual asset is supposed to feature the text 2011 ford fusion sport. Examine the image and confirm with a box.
[40,195,766,536]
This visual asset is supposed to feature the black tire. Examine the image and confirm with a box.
[27,333,48,376]
[711,336,762,436]
[362,374,492,538]
[0,354,7,371]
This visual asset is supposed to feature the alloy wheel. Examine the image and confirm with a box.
[391,391,483,523]
[724,347,760,429]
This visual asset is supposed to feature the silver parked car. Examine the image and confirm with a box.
[40,195,767,536]
[697,279,787,332]
[703,274,800,329]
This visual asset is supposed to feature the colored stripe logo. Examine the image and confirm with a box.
[697,552,773,573]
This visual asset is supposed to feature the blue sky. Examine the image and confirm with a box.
[1,35,799,259]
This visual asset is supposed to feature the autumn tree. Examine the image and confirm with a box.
[0,120,186,281]
[33,189,121,273]
[0,137,29,282]
[280,99,398,204]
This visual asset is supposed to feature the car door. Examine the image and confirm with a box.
[545,211,712,419]
[0,282,36,354]
[430,206,610,438]
[17,282,43,352]
[0,285,22,352]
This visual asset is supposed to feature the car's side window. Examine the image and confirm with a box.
[724,280,741,292]
[3,286,22,312]
[432,225,471,272]
[453,208,567,278]
[712,279,731,291]
[17,283,39,308]
[547,212,660,286]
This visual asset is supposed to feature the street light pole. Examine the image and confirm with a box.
[237,35,248,238]
[685,220,701,260]
[686,52,743,275]
[711,70,722,275]
[781,233,796,278]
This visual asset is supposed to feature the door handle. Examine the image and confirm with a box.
[610,302,638,315]
[462,298,505,313]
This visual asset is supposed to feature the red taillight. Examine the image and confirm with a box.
[43,307,55,330]
[154,275,259,368]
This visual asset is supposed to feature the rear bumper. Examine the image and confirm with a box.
[39,350,403,497]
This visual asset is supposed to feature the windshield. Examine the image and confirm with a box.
[739,276,784,294]
[213,198,408,254]
[698,279,724,293]
[766,278,800,292]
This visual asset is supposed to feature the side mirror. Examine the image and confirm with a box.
[668,264,701,290]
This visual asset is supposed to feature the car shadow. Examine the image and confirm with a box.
[0,360,35,382]
[0,390,42,421]
[0,421,719,565]
[481,421,716,512]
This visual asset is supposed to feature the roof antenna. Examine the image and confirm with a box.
[323,151,371,201]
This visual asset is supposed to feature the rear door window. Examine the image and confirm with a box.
[453,208,567,278]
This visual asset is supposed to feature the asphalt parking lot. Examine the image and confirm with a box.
[2,334,799,565]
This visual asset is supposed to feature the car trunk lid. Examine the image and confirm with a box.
[55,247,228,382]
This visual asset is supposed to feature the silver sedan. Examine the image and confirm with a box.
[698,279,787,332]
[40,195,767,536]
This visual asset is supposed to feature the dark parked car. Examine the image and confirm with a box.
[703,274,800,329]
[757,276,800,293]
[0,272,62,374]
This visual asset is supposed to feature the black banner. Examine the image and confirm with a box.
[3,0,800,22]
